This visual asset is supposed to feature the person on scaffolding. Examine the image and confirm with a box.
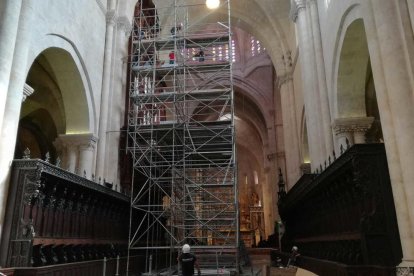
[178,244,201,276]
[194,48,205,62]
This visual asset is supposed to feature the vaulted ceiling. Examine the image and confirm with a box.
[146,0,294,73]
[153,0,296,74]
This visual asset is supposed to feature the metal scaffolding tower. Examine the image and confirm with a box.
[127,0,238,274]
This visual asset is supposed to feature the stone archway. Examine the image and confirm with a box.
[34,47,90,134]
[17,47,96,174]
[336,19,369,118]
[333,18,375,149]
[234,92,270,246]
[330,3,414,266]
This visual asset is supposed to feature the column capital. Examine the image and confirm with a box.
[22,83,34,102]
[57,133,98,148]
[290,0,307,22]
[397,267,414,275]
[332,117,375,134]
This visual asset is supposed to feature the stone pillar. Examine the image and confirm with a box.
[334,129,353,151]
[262,148,280,235]
[57,135,79,173]
[66,144,78,173]
[57,134,97,177]
[332,117,374,151]
[0,0,23,137]
[368,0,414,269]
[0,0,33,241]
[290,0,325,169]
[103,15,130,188]
[96,2,117,180]
[262,167,273,237]
[308,0,334,156]
[407,0,414,33]
[78,135,97,178]
[278,73,301,187]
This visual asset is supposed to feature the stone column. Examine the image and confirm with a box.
[262,167,273,237]
[368,0,414,269]
[334,129,353,152]
[78,135,97,179]
[278,72,301,187]
[66,144,78,173]
[290,0,325,169]
[0,0,33,241]
[0,0,23,137]
[57,134,97,176]
[57,135,79,173]
[308,0,334,156]
[96,2,117,180]
[407,0,414,32]
[103,15,130,188]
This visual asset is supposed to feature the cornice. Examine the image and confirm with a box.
[333,117,375,134]
[57,133,98,148]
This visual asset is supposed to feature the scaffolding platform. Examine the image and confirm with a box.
[131,62,230,74]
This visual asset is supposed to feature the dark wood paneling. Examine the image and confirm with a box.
[0,160,130,268]
[0,256,144,276]
[278,144,402,274]
[271,250,396,276]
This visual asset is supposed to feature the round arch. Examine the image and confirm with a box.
[15,109,58,160]
[189,80,270,150]
[26,34,95,134]
[133,0,290,75]
[331,4,369,119]
[335,18,369,118]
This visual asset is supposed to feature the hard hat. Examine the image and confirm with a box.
[182,244,191,253]
[292,246,298,251]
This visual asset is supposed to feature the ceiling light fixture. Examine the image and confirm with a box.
[206,0,220,9]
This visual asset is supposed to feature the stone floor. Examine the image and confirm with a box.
[242,265,317,276]
[140,266,317,276]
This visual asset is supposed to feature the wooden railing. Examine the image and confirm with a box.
[277,144,402,274]
[0,159,130,268]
